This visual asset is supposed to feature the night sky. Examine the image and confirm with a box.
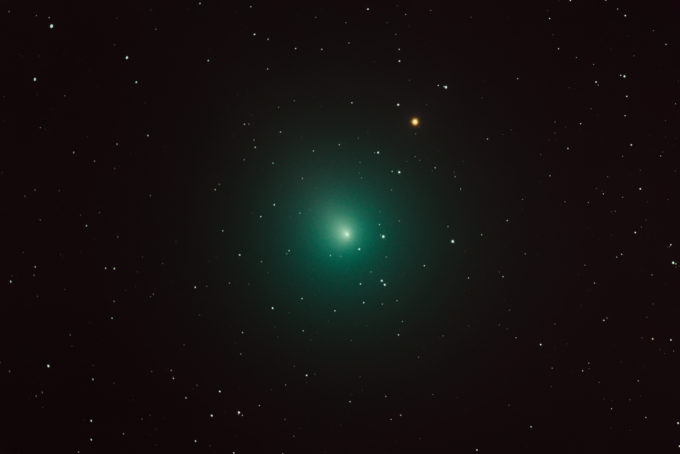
[3,1,680,452]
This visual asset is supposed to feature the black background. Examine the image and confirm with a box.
[3,1,680,452]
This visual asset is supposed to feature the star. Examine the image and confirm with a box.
[410,117,420,127]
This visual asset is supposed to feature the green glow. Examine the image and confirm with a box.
[233,156,439,332]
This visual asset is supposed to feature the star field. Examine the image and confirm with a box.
[3,1,680,452]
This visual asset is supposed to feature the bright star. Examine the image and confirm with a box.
[410,117,420,127]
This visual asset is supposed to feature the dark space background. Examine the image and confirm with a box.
[2,1,680,452]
